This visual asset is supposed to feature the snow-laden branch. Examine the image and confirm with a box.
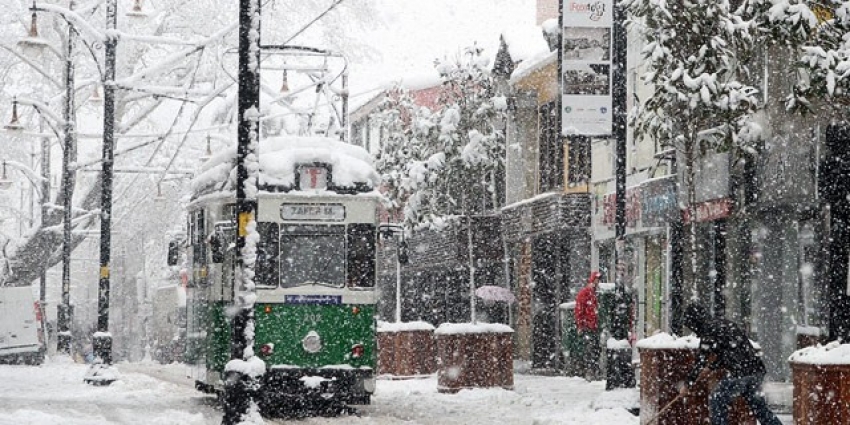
[36,4,106,44]
[0,43,62,89]
[16,97,67,128]
[116,32,205,46]
[116,21,238,87]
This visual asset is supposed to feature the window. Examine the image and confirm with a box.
[190,210,206,265]
[347,224,376,287]
[280,225,346,287]
[255,222,279,288]
[538,101,564,192]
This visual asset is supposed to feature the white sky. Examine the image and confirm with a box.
[347,0,537,100]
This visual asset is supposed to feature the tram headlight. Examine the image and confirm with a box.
[260,343,274,356]
[302,331,322,353]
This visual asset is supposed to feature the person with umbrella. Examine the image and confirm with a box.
[575,271,602,380]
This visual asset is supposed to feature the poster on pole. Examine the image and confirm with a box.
[561,0,613,136]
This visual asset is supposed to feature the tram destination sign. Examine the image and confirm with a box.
[281,203,346,221]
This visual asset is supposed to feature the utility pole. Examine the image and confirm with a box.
[222,0,262,421]
[57,1,77,355]
[93,0,117,368]
[607,0,636,390]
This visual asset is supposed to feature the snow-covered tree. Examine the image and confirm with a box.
[374,86,434,219]
[382,46,506,231]
[625,0,763,297]
[776,1,850,115]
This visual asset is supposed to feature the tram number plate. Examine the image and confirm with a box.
[281,204,345,221]
[284,295,342,305]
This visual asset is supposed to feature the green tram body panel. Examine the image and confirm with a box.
[203,301,376,373]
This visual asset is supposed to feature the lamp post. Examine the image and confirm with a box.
[606,0,636,390]
[222,0,261,421]
[59,6,77,356]
[14,2,79,355]
[92,0,117,369]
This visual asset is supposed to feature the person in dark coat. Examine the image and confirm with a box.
[681,303,782,425]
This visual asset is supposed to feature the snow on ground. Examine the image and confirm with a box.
[0,358,793,424]
[0,358,217,425]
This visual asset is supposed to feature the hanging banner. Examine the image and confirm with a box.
[561,0,613,136]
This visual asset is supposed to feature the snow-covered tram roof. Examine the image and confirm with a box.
[190,136,380,200]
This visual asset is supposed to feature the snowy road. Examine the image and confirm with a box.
[0,358,792,424]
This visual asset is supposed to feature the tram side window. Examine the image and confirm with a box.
[347,224,376,287]
[256,222,280,288]
[190,210,206,265]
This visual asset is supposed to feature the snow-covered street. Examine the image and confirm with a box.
[0,358,797,424]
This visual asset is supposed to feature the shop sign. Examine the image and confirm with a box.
[682,198,733,223]
[601,186,640,227]
[640,175,678,227]
[561,0,614,136]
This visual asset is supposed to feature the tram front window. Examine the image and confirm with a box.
[280,225,346,287]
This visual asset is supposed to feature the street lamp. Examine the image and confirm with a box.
[125,0,149,20]
[0,162,13,190]
[4,99,24,132]
[18,5,49,58]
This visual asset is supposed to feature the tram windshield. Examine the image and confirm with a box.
[280,225,346,288]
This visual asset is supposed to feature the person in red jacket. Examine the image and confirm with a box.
[575,270,602,380]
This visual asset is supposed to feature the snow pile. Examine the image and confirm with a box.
[796,325,821,336]
[378,320,436,333]
[224,356,266,378]
[300,375,332,389]
[191,136,379,197]
[591,387,640,411]
[635,332,700,350]
[501,25,550,63]
[789,341,850,365]
[435,322,514,335]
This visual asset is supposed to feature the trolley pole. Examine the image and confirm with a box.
[223,0,262,421]
[606,0,636,390]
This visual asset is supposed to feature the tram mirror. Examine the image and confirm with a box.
[167,241,179,266]
[398,239,409,265]
[210,233,225,264]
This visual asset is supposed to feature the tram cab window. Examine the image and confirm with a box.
[280,225,345,288]
[347,224,376,287]
[256,222,280,288]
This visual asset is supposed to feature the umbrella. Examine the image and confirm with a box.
[475,285,516,303]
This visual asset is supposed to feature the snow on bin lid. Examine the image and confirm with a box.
[559,301,576,310]
[598,282,616,292]
[377,320,436,333]
[635,332,700,350]
[636,332,761,351]
[434,322,514,335]
[789,341,850,365]
[191,136,379,197]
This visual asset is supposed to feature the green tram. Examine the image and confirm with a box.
[177,136,380,414]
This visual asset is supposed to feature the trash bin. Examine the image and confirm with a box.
[377,321,436,378]
[559,302,583,376]
[789,341,850,425]
[435,322,513,393]
[637,333,756,425]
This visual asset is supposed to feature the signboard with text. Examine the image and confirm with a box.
[561,0,613,136]
[281,203,346,221]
